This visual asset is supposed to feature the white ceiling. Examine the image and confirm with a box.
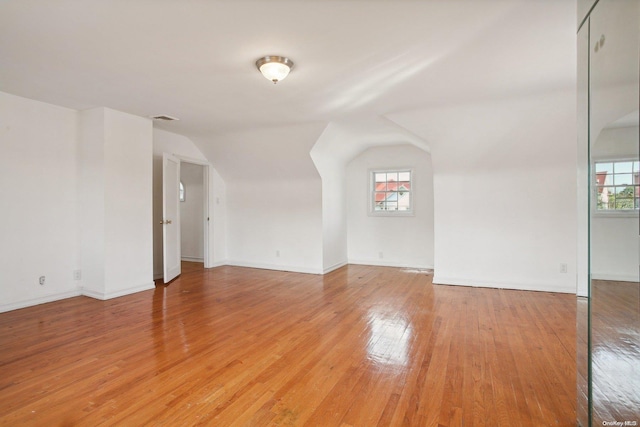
[0,0,576,169]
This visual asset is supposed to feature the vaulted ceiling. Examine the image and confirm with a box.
[0,0,576,177]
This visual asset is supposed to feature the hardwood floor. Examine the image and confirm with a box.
[181,261,205,274]
[0,265,577,426]
[590,280,640,425]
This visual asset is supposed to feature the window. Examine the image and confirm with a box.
[179,181,185,202]
[371,170,412,214]
[594,160,639,211]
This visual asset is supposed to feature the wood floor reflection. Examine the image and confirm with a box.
[0,265,576,426]
[591,280,640,425]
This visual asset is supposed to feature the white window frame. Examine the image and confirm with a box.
[369,168,414,217]
[592,157,639,217]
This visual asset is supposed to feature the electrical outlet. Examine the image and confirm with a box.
[560,263,568,274]
[39,276,45,286]
[378,252,383,259]
[276,250,280,257]
[73,269,82,281]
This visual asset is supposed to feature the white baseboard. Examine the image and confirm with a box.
[181,256,204,263]
[209,259,228,268]
[0,289,82,313]
[81,281,156,301]
[348,259,434,270]
[591,272,639,282]
[226,260,323,275]
[323,261,348,274]
[156,260,227,275]
[432,275,576,294]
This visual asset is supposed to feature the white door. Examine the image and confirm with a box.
[162,153,181,283]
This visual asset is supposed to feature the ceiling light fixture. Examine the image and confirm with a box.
[255,56,294,84]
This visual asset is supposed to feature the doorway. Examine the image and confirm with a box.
[179,161,207,273]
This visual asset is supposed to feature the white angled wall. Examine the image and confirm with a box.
[226,178,324,274]
[431,92,577,293]
[319,166,348,273]
[388,90,578,293]
[0,91,81,312]
[346,144,434,269]
[199,123,325,274]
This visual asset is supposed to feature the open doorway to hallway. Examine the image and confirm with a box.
[179,162,206,271]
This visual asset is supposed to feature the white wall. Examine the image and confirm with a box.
[78,108,106,298]
[591,217,639,282]
[309,118,430,273]
[79,107,154,299]
[346,144,434,269]
[319,166,347,273]
[198,123,325,274]
[103,109,154,296]
[590,126,639,282]
[0,93,155,311]
[309,124,348,273]
[152,128,227,276]
[0,91,81,312]
[180,162,204,261]
[388,90,578,293]
[226,178,324,274]
[210,166,227,266]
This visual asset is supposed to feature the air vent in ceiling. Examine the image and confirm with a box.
[151,115,180,121]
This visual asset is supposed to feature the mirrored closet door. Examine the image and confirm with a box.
[578,0,640,425]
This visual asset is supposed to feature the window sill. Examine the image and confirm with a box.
[592,210,639,219]
[368,211,415,217]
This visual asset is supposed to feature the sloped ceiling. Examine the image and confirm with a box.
[0,0,576,177]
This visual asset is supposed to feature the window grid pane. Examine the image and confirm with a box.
[371,170,412,213]
[595,160,640,211]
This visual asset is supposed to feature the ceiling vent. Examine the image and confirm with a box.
[151,115,180,121]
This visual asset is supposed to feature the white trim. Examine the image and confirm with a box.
[181,256,204,262]
[0,290,82,313]
[591,273,640,282]
[432,275,576,294]
[592,155,639,162]
[174,154,209,166]
[592,211,639,218]
[323,261,348,274]
[367,210,415,217]
[349,259,434,269]
[81,282,155,300]
[226,260,323,275]
[176,156,212,269]
[210,259,228,268]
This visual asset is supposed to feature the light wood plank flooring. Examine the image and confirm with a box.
[0,265,576,426]
[590,280,640,425]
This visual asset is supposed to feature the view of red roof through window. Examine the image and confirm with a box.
[373,171,412,212]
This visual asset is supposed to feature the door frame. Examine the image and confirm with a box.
[162,152,181,283]
[176,155,212,269]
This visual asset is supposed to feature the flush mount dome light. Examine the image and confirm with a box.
[255,56,294,84]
